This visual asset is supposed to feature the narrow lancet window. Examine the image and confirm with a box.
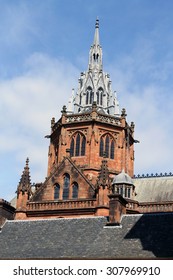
[110,140,114,159]
[72,182,78,199]
[81,137,86,156]
[54,184,60,199]
[105,135,110,158]
[70,138,74,157]
[99,137,104,157]
[75,133,80,156]
[63,173,70,200]
[90,91,94,104]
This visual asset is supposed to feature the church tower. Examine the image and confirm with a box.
[47,19,135,180]
[15,20,136,219]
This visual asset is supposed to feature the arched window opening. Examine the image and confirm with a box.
[75,133,80,156]
[99,137,104,157]
[70,138,74,157]
[86,87,93,105]
[128,188,131,198]
[90,91,94,104]
[125,188,127,198]
[105,135,110,158]
[100,91,103,105]
[54,184,60,199]
[110,140,114,159]
[81,137,86,156]
[71,133,86,157]
[63,173,70,200]
[97,92,99,105]
[72,182,78,199]
[79,94,82,105]
[97,88,103,106]
[86,91,89,105]
[99,134,115,159]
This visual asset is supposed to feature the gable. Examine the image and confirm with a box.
[31,157,95,201]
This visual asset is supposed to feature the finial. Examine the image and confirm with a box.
[92,101,97,111]
[26,157,29,166]
[51,117,55,128]
[61,105,67,114]
[121,108,127,118]
[95,18,99,29]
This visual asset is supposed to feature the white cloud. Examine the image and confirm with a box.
[0,52,79,200]
[107,36,173,176]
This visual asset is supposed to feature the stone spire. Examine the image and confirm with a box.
[69,19,120,116]
[89,18,102,71]
[17,158,31,196]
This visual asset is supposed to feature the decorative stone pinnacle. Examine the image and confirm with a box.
[131,121,135,132]
[17,158,31,195]
[61,105,67,114]
[92,101,97,111]
[121,108,127,118]
[51,117,55,127]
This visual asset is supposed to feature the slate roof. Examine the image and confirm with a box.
[134,176,173,202]
[1,213,173,259]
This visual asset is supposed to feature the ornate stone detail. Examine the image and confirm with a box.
[65,113,92,123]
[96,114,121,125]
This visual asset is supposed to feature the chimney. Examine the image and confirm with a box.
[107,193,127,226]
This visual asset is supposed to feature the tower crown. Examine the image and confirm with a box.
[67,19,120,116]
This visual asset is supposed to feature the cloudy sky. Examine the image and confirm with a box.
[1,0,173,201]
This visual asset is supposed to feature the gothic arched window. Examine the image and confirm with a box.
[62,173,70,200]
[75,133,80,156]
[99,134,115,159]
[81,137,86,156]
[79,94,82,105]
[97,87,103,106]
[110,140,115,159]
[70,138,74,157]
[54,184,60,199]
[72,182,78,199]
[70,133,86,157]
[105,135,110,158]
[86,87,93,105]
[99,137,104,157]
[86,91,89,105]
[90,91,94,104]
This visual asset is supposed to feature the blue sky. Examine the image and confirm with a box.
[1,0,173,200]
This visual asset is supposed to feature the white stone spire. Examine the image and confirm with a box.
[89,18,103,71]
[70,19,120,116]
